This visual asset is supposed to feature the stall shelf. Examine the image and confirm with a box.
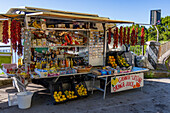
[31,72,90,79]
[31,45,87,48]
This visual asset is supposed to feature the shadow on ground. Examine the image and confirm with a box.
[0,78,170,113]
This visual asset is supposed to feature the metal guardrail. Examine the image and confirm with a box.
[130,44,146,56]
[158,41,170,58]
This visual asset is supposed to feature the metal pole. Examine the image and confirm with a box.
[103,76,108,99]
[142,45,144,56]
[24,14,29,72]
[15,52,17,64]
[154,25,159,42]
[103,23,107,66]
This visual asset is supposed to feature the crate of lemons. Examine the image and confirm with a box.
[117,56,129,67]
[64,90,78,100]
[53,90,78,103]
[53,91,67,103]
[108,56,117,69]
[75,84,88,97]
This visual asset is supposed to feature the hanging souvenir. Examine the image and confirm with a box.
[108,28,111,44]
[131,27,135,46]
[127,27,130,45]
[141,27,145,45]
[16,21,23,56]
[113,27,119,48]
[11,20,17,52]
[119,26,123,46]
[135,27,138,44]
[123,27,126,45]
[2,20,9,44]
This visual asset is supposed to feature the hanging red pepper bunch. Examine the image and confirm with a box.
[108,28,111,44]
[16,21,23,56]
[113,27,119,48]
[119,26,123,46]
[2,20,9,44]
[135,27,138,45]
[131,27,136,46]
[127,27,130,45]
[68,34,73,44]
[11,20,17,52]
[141,27,145,45]
[123,27,126,45]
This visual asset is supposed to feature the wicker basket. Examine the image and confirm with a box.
[77,67,92,73]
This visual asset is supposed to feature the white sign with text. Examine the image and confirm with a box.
[111,73,144,93]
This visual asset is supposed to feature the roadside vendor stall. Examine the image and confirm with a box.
[0,7,149,107]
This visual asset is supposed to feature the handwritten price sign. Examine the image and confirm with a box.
[111,73,144,93]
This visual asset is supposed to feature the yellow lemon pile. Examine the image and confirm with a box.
[117,56,129,67]
[76,84,87,96]
[108,56,117,68]
[53,91,67,103]
[64,90,77,99]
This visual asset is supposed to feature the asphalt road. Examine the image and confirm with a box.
[0,78,170,113]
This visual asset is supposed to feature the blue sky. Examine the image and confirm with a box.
[0,0,169,24]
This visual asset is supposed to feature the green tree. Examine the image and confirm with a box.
[148,16,170,41]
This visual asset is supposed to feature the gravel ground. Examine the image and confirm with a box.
[0,78,170,113]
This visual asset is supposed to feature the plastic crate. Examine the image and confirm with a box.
[53,90,68,105]
[74,81,89,98]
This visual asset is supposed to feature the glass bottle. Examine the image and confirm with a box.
[70,58,73,68]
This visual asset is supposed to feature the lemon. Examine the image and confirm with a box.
[56,99,59,102]
[59,91,62,95]
[54,92,57,95]
[54,97,57,100]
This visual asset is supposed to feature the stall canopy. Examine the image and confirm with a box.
[0,14,24,19]
[26,12,134,23]
[4,6,134,24]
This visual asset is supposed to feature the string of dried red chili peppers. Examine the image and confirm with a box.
[119,26,123,46]
[113,29,116,48]
[141,27,145,45]
[2,20,9,44]
[131,27,136,46]
[127,27,130,45]
[135,27,138,45]
[123,27,126,45]
[16,21,22,56]
[11,20,17,52]
[108,28,111,44]
[113,27,119,48]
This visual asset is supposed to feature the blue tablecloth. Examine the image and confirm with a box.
[132,67,148,72]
